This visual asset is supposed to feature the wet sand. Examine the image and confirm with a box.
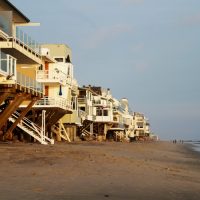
[0,141,200,200]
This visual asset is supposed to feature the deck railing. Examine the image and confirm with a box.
[15,27,41,55]
[34,96,72,110]
[17,72,43,94]
[36,70,68,85]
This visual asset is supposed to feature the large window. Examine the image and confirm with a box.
[96,109,108,116]
[103,110,108,116]
[96,109,102,116]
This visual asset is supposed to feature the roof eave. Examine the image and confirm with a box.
[5,0,30,23]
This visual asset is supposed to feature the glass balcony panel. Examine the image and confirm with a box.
[15,27,41,54]
[1,60,7,72]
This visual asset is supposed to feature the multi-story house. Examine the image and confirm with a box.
[77,86,96,140]
[77,86,117,141]
[111,98,133,141]
[33,44,79,142]
[0,0,50,144]
[91,87,115,141]
[132,112,150,141]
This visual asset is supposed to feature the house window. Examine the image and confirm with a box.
[80,107,85,111]
[38,64,43,70]
[96,109,102,116]
[103,110,108,116]
[137,122,143,128]
[55,58,64,62]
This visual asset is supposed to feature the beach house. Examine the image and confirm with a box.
[77,85,96,140]
[0,0,46,142]
[35,44,79,142]
[133,112,150,141]
[91,86,116,141]
[110,98,134,141]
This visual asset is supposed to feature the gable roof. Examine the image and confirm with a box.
[3,0,30,22]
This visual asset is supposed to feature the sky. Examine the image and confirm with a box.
[10,0,200,140]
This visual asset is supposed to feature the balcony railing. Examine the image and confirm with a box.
[78,97,87,104]
[95,116,113,122]
[36,70,68,85]
[34,97,72,110]
[0,50,16,78]
[16,27,41,55]
[17,72,43,94]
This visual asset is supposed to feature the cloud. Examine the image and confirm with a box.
[85,24,133,49]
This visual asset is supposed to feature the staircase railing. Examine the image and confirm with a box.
[9,111,54,145]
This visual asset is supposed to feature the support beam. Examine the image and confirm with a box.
[60,122,71,142]
[5,97,38,136]
[0,93,28,130]
[0,93,10,105]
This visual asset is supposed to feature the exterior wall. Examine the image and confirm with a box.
[41,44,72,61]
[17,64,38,79]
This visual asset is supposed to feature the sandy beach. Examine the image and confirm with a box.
[0,141,199,200]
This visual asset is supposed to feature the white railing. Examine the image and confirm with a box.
[78,97,87,104]
[36,70,68,85]
[0,29,9,40]
[95,116,113,122]
[10,111,54,145]
[0,50,16,78]
[34,96,72,110]
[17,72,43,94]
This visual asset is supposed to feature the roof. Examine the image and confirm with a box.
[3,0,30,22]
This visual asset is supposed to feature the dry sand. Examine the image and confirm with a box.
[0,141,200,200]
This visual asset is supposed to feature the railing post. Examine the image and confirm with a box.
[6,54,9,74]
[0,50,1,71]
[41,110,46,144]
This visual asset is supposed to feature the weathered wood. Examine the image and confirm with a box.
[5,97,38,136]
[0,93,10,105]
[0,93,28,130]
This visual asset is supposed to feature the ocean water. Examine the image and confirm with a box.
[185,141,200,153]
[191,141,200,153]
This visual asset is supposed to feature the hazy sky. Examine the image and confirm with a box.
[11,0,200,140]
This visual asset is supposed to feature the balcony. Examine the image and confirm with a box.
[0,50,16,78]
[95,116,113,122]
[0,28,42,64]
[36,69,68,86]
[34,96,72,111]
[16,72,43,95]
[78,97,87,104]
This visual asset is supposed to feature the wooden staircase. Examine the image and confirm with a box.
[8,111,54,145]
[79,120,94,140]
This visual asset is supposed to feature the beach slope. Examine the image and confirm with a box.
[0,141,199,200]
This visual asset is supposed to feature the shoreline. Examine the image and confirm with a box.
[0,141,200,200]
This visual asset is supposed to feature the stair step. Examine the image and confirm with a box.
[8,112,52,145]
